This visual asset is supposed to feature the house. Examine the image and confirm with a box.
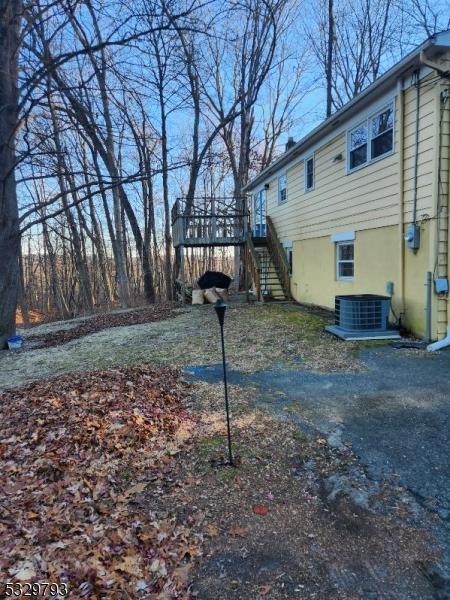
[244,31,450,341]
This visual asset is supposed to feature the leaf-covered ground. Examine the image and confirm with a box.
[1,368,436,599]
[25,306,178,349]
[0,302,439,599]
[0,365,200,598]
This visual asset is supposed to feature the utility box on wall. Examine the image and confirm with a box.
[405,223,420,250]
[435,278,449,294]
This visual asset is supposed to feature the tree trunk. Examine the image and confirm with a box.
[0,0,22,348]
[41,219,70,318]
[159,91,173,301]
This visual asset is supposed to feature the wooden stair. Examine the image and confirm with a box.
[255,245,286,301]
[247,222,291,302]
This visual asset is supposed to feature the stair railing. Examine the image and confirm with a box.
[266,215,291,299]
[246,233,262,301]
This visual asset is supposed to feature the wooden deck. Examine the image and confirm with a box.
[171,197,248,247]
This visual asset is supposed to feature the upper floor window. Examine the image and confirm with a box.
[349,124,367,170]
[305,156,314,191]
[347,102,394,172]
[371,105,394,159]
[278,174,287,204]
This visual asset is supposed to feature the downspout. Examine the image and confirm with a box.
[397,79,405,321]
[425,66,450,349]
[427,326,450,351]
[412,69,420,227]
[420,52,450,352]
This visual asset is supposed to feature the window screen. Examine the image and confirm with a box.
[371,106,394,159]
[349,124,367,170]
[337,242,354,279]
[278,174,287,204]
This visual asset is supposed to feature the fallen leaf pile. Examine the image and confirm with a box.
[27,306,179,349]
[0,365,200,598]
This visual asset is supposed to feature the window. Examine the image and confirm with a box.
[278,174,287,204]
[349,124,368,170]
[253,190,266,237]
[283,242,293,275]
[371,105,394,159]
[347,102,394,171]
[336,241,354,280]
[305,156,314,191]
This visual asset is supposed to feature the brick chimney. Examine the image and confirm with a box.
[285,136,295,152]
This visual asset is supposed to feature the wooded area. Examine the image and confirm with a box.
[1,0,449,346]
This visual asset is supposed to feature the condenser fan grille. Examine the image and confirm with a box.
[335,295,389,330]
[326,294,400,340]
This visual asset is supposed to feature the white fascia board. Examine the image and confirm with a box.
[331,231,355,242]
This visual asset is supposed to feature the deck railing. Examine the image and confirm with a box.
[266,215,291,299]
[171,197,248,247]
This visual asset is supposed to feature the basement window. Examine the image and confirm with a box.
[278,174,287,204]
[336,241,354,280]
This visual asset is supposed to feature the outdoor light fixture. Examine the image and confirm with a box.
[214,298,234,466]
[264,183,270,190]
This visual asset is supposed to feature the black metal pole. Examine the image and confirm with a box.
[219,322,233,466]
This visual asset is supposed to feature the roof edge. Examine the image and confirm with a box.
[244,31,447,193]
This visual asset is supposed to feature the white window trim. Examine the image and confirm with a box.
[336,240,354,281]
[346,101,394,174]
[348,122,368,172]
[278,173,287,205]
[304,154,315,192]
[331,231,355,243]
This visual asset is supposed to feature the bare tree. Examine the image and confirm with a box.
[326,0,334,117]
[0,0,22,348]
[406,0,450,38]
[308,0,401,113]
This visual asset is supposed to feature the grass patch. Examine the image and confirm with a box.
[350,339,390,358]
[197,434,224,458]
[0,302,365,390]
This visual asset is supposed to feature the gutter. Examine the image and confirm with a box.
[244,35,438,193]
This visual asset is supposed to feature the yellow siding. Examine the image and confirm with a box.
[402,82,436,221]
[263,77,439,244]
[247,63,450,339]
[291,223,437,338]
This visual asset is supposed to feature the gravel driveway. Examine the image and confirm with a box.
[187,345,450,598]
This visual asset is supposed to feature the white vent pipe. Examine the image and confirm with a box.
[427,325,450,352]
